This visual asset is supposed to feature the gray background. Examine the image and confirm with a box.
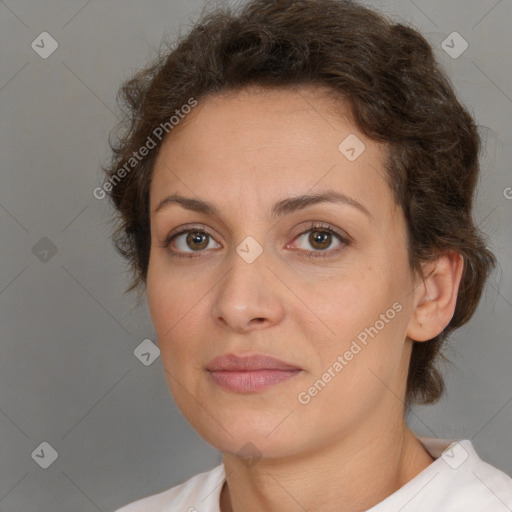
[0,0,511,510]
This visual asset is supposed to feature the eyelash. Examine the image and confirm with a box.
[163,222,350,260]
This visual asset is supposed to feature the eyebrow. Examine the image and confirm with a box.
[153,190,372,220]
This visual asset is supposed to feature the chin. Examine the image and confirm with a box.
[187,404,304,459]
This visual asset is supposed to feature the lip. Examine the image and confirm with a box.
[206,353,302,393]
[206,353,301,372]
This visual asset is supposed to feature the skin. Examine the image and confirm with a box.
[146,85,464,512]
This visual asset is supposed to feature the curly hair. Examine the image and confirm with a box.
[100,0,497,406]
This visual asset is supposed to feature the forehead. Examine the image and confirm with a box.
[150,85,394,220]
[160,85,353,149]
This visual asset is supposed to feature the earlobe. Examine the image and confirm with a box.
[406,251,464,342]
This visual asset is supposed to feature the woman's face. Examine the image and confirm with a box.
[146,85,421,459]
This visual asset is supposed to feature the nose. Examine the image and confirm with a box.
[211,247,285,334]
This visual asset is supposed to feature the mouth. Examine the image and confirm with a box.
[206,353,303,393]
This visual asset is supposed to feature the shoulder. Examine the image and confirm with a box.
[113,464,225,512]
[370,438,512,512]
[450,440,512,509]
[427,438,512,505]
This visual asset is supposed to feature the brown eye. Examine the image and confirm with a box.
[308,230,332,250]
[294,228,341,252]
[167,229,221,256]
[185,232,209,250]
[290,223,350,259]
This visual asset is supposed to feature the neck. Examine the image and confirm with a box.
[219,421,434,512]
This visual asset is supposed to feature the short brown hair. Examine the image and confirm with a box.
[102,0,497,406]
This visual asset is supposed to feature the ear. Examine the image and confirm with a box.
[406,251,464,342]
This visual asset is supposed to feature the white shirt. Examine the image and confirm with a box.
[114,437,512,511]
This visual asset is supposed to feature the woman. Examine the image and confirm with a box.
[104,0,512,510]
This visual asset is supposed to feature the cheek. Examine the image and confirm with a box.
[146,270,172,335]
[300,269,378,338]
[146,274,201,403]
[146,262,209,370]
[306,264,407,367]
[146,257,196,333]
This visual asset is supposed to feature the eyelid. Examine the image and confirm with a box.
[163,223,216,247]
[163,221,351,258]
[290,221,351,245]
